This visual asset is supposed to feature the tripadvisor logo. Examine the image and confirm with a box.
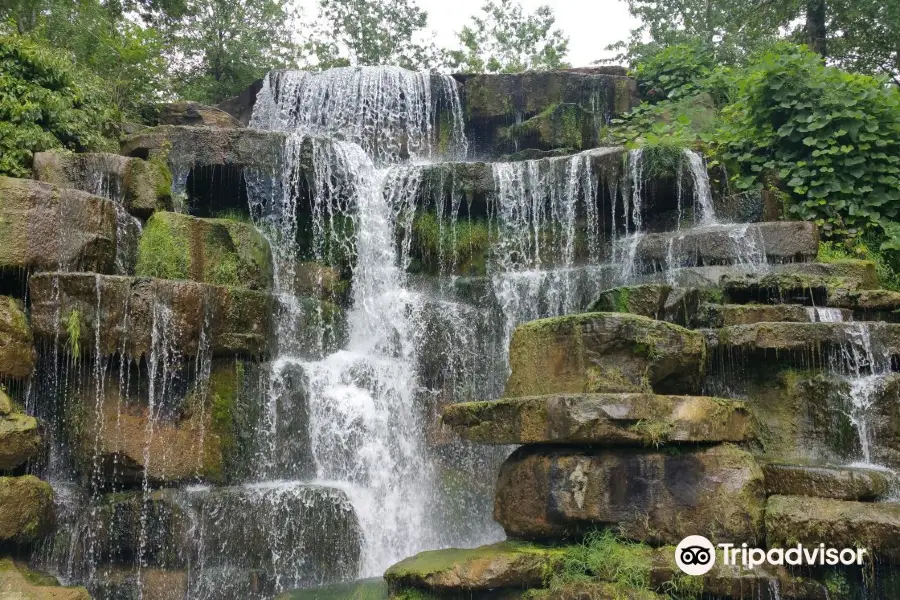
[675,536,868,575]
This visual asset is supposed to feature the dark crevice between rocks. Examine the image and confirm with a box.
[184,164,250,219]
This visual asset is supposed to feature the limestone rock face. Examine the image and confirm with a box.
[634,222,819,267]
[0,475,53,543]
[384,541,563,591]
[0,559,91,600]
[0,176,118,273]
[32,150,172,218]
[589,284,672,319]
[157,101,245,128]
[0,412,42,470]
[763,463,891,501]
[442,393,752,445]
[29,273,272,359]
[829,288,900,312]
[136,211,274,290]
[766,495,900,562]
[0,296,36,379]
[505,313,706,397]
[494,445,765,544]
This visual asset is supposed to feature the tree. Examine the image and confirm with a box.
[167,0,298,104]
[612,0,900,83]
[306,0,439,69]
[444,0,570,73]
[1,0,169,118]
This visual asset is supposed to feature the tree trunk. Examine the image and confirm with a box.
[806,0,827,57]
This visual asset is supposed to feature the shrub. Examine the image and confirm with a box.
[0,34,117,177]
[718,43,900,243]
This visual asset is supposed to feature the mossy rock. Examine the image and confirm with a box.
[762,462,892,502]
[0,475,53,544]
[505,312,706,397]
[766,495,900,562]
[588,285,672,319]
[276,578,388,600]
[497,103,595,153]
[0,558,90,600]
[713,322,900,359]
[0,412,42,470]
[721,271,860,305]
[0,296,36,379]
[136,211,274,290]
[385,541,564,592]
[494,444,765,544]
[695,303,824,328]
[442,393,752,446]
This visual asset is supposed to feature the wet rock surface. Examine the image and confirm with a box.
[0,558,91,600]
[442,393,752,445]
[0,296,36,379]
[505,312,706,397]
[29,273,273,358]
[0,475,53,543]
[0,176,119,273]
[494,444,765,544]
[157,101,245,129]
[588,284,672,319]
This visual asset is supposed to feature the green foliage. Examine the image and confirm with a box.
[444,0,570,73]
[65,309,82,360]
[0,34,117,177]
[135,213,191,280]
[169,0,298,103]
[541,530,653,592]
[718,44,900,241]
[308,0,438,70]
[632,42,722,103]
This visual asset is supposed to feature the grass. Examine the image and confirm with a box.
[135,213,190,280]
[65,309,82,360]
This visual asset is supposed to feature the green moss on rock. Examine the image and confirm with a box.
[0,475,53,543]
[0,296,36,379]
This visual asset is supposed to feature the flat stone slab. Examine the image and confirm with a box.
[766,495,900,562]
[763,463,892,501]
[722,271,864,305]
[120,125,286,177]
[442,393,752,445]
[699,304,817,327]
[506,312,706,397]
[29,273,272,358]
[495,445,765,544]
[0,176,119,273]
[384,541,563,592]
[829,288,900,312]
[712,322,900,358]
[633,222,819,268]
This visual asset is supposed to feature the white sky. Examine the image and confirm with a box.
[293,0,640,67]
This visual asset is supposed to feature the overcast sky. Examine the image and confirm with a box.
[294,0,640,67]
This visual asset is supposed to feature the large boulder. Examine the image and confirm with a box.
[0,559,90,600]
[765,495,900,562]
[505,313,706,397]
[762,463,891,502]
[0,296,36,379]
[0,411,42,470]
[633,222,819,270]
[494,445,765,544]
[384,541,563,592]
[157,101,245,128]
[32,150,172,218]
[29,273,272,359]
[0,475,53,543]
[0,176,118,273]
[136,211,274,290]
[442,393,752,445]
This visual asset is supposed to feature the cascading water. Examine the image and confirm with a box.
[683,148,716,226]
[616,148,645,281]
[248,67,471,574]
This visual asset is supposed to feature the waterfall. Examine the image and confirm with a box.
[248,66,473,575]
[617,148,644,281]
[683,149,716,225]
[251,67,467,163]
[835,323,893,467]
